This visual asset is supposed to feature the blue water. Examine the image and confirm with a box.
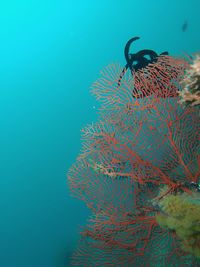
[0,1,199,266]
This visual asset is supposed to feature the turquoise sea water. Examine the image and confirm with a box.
[0,1,199,266]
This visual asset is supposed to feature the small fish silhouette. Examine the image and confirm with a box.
[182,20,188,32]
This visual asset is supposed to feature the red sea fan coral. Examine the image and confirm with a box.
[68,56,200,266]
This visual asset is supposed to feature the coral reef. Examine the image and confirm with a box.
[68,55,200,266]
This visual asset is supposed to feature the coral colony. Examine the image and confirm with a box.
[179,54,200,107]
[68,54,200,266]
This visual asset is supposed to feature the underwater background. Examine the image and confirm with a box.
[0,0,199,266]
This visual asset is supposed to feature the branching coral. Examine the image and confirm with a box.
[179,54,200,106]
[68,55,200,266]
[155,186,200,258]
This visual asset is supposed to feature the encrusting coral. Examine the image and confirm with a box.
[154,186,200,258]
